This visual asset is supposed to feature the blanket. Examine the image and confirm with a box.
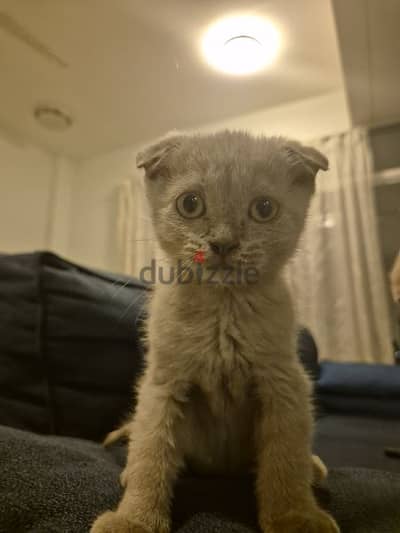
[1,425,400,533]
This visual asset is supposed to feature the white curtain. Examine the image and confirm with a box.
[117,174,156,278]
[287,128,393,363]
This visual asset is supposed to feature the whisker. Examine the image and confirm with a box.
[118,291,147,321]
[110,278,131,299]
[175,257,194,283]
[108,276,130,288]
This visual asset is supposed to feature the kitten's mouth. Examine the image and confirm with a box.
[209,255,231,267]
[162,252,259,286]
[186,249,259,285]
[203,256,236,270]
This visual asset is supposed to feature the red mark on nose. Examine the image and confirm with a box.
[193,250,205,264]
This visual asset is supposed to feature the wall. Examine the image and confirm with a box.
[0,132,54,254]
[45,155,77,258]
[0,129,76,258]
[370,123,400,172]
[68,89,351,272]
[68,146,138,272]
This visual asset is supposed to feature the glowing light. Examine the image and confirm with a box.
[202,15,281,75]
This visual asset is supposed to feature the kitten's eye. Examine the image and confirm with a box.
[176,192,206,219]
[249,196,279,223]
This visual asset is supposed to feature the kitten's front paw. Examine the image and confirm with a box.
[263,507,339,533]
[120,467,128,487]
[312,454,328,485]
[90,511,150,533]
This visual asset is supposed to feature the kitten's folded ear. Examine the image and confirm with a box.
[284,140,328,189]
[136,134,183,179]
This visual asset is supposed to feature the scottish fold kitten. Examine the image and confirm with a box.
[91,131,339,533]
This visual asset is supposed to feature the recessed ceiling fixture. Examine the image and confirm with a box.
[202,15,281,75]
[34,105,73,131]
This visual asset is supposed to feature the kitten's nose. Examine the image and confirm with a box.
[209,240,239,256]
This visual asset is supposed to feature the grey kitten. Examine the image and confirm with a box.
[91,131,339,533]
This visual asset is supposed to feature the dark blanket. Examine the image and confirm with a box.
[1,425,400,533]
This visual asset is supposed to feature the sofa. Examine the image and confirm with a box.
[0,251,400,533]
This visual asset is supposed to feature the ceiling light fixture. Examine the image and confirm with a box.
[34,105,73,131]
[202,15,281,75]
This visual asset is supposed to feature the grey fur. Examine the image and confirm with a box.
[91,131,339,533]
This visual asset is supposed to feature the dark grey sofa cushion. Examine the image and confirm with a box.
[0,252,148,441]
[0,253,49,435]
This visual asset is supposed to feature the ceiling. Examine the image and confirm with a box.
[0,0,343,158]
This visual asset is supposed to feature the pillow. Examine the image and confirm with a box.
[318,362,400,397]
[317,362,400,419]
[0,252,148,441]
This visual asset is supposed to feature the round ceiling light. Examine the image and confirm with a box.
[34,105,73,131]
[202,15,281,75]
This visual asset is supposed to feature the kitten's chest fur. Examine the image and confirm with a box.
[194,294,253,410]
[150,280,293,474]
[183,292,261,473]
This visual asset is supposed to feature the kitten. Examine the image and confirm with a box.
[91,131,339,533]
